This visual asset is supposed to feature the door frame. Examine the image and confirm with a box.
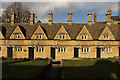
[51,46,56,59]
[74,47,79,58]
[97,48,101,58]
[28,46,34,59]
[118,47,120,57]
[7,45,13,59]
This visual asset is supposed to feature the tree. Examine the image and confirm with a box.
[2,2,30,23]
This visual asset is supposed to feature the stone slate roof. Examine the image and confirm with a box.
[0,23,120,40]
[111,16,120,21]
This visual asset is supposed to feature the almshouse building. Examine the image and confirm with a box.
[0,10,120,60]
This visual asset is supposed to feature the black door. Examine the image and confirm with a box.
[29,47,34,59]
[119,47,120,57]
[97,48,101,58]
[51,47,55,59]
[74,48,79,58]
[7,47,13,58]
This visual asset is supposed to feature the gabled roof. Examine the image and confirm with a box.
[76,25,93,40]
[31,25,48,39]
[54,25,71,39]
[9,25,26,39]
[1,23,120,40]
[99,25,115,40]
[111,16,120,21]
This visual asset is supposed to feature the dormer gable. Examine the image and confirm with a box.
[0,31,4,39]
[31,25,47,39]
[54,25,71,40]
[76,25,93,40]
[99,26,115,40]
[9,25,25,39]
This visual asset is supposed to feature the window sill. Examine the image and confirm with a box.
[82,52,89,54]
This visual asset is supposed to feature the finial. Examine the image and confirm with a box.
[31,11,34,14]
[89,11,91,14]
[50,10,52,13]
[12,11,14,14]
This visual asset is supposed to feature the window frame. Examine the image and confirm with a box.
[103,47,112,53]
[15,46,22,52]
[58,47,66,53]
[81,47,89,53]
[36,46,44,53]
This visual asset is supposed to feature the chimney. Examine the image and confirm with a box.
[106,10,112,23]
[11,11,15,24]
[49,10,53,25]
[88,11,92,25]
[68,10,72,25]
[94,13,97,23]
[30,11,35,25]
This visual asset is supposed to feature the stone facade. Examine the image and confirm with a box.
[0,10,120,60]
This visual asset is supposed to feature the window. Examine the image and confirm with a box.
[60,35,65,40]
[104,35,109,40]
[81,47,89,53]
[58,47,66,53]
[36,46,44,52]
[14,34,20,39]
[36,34,42,39]
[15,46,22,52]
[82,35,87,40]
[103,47,111,53]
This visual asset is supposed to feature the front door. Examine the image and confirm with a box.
[51,47,55,59]
[29,47,34,59]
[119,47,120,57]
[97,48,101,58]
[74,48,79,58]
[7,47,13,58]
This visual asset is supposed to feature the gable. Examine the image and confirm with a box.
[31,25,47,39]
[0,31,4,39]
[99,26,115,40]
[9,25,25,39]
[54,25,71,39]
[76,25,93,40]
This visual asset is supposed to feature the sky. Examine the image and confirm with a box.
[0,0,120,23]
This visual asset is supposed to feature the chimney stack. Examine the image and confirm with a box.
[68,10,72,25]
[106,10,112,22]
[30,11,35,25]
[49,10,53,25]
[11,11,15,24]
[94,13,97,23]
[88,11,92,25]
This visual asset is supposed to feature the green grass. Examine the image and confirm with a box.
[62,58,120,79]
[2,60,48,79]
[2,60,23,64]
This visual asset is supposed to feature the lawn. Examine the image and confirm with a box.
[62,58,120,79]
[2,60,48,79]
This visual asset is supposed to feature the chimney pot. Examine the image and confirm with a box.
[94,13,97,23]
[11,10,15,24]
[30,11,35,25]
[49,10,53,25]
[68,10,72,25]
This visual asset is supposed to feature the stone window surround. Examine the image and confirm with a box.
[103,47,112,53]
[58,47,66,53]
[15,46,22,52]
[36,46,44,52]
[35,33,44,40]
[81,47,89,53]
[14,33,21,39]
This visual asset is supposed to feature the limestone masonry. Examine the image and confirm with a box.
[0,10,120,60]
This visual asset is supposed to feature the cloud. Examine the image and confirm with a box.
[1,2,119,22]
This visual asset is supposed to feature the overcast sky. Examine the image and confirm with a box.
[0,1,119,23]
